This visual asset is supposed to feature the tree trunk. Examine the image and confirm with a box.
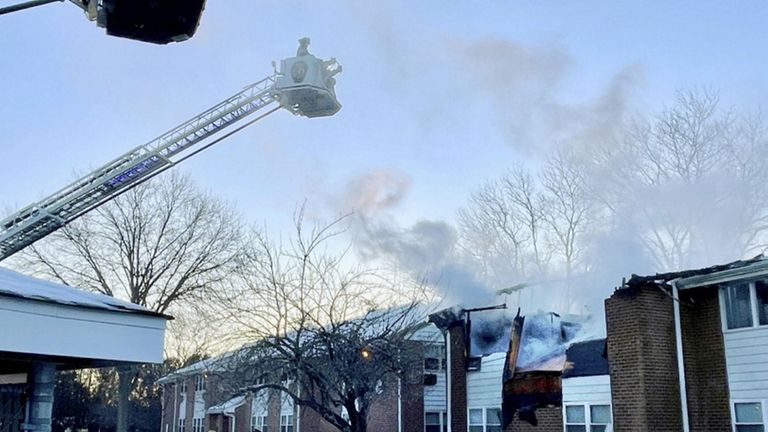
[116,366,136,432]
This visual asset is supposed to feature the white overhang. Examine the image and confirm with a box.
[0,267,170,366]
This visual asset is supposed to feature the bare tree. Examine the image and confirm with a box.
[457,165,551,287]
[540,149,592,278]
[214,211,428,432]
[12,171,243,432]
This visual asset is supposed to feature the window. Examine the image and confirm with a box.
[468,409,483,432]
[725,283,754,329]
[195,375,206,392]
[178,418,185,432]
[719,281,768,330]
[565,405,586,432]
[252,415,268,432]
[734,402,764,432]
[468,408,500,432]
[486,408,501,432]
[564,404,612,432]
[425,411,447,432]
[424,345,446,371]
[179,379,187,395]
[280,415,293,432]
[757,281,768,325]
[192,418,204,432]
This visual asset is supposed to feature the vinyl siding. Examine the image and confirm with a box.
[412,324,443,343]
[724,327,768,400]
[424,370,447,411]
[466,352,505,409]
[562,375,612,404]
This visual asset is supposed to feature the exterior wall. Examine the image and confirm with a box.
[562,375,611,405]
[161,383,177,432]
[367,382,399,432]
[605,284,683,432]
[235,403,251,432]
[503,406,562,432]
[448,321,468,432]
[724,327,768,399]
[424,372,447,412]
[466,352,505,409]
[679,286,732,431]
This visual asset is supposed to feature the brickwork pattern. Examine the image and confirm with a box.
[606,285,683,432]
[679,287,732,432]
[448,322,467,432]
[504,406,562,432]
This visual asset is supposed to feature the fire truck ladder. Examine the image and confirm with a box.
[0,77,278,261]
[0,39,342,262]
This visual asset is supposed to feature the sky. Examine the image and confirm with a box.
[2,1,768,285]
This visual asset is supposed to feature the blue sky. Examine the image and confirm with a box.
[2,0,768,237]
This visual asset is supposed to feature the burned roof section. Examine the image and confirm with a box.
[626,254,766,288]
[562,339,608,378]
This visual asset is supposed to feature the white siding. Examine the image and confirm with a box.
[412,324,443,343]
[414,323,447,410]
[252,391,268,416]
[467,352,506,409]
[562,375,612,404]
[724,327,768,400]
[0,296,166,363]
[424,371,447,411]
[193,396,206,418]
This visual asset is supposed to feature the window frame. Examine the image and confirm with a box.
[251,414,268,432]
[563,403,612,432]
[424,410,448,432]
[731,400,766,432]
[424,344,446,372]
[720,281,768,332]
[280,414,294,432]
[178,418,186,432]
[194,374,206,392]
[467,407,501,432]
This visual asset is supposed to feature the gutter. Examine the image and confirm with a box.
[225,413,236,432]
[445,330,452,432]
[670,280,690,432]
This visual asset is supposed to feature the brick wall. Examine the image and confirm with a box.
[204,375,223,431]
[504,406,562,432]
[185,377,195,430]
[448,321,467,432]
[161,383,177,432]
[235,402,251,432]
[367,382,399,432]
[605,284,683,432]
[679,286,732,432]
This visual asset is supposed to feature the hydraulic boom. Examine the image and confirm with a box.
[0,38,341,261]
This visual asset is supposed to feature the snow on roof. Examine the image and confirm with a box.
[207,395,246,414]
[0,267,168,318]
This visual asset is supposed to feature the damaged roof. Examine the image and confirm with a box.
[562,339,608,378]
[626,254,768,290]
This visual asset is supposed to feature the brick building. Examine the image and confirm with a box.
[159,255,768,432]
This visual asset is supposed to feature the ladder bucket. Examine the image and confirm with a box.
[273,40,342,118]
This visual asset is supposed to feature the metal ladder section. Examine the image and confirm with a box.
[0,75,279,261]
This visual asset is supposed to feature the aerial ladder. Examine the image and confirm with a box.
[0,38,342,262]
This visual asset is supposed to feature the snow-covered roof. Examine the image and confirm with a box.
[207,395,246,414]
[0,267,168,318]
